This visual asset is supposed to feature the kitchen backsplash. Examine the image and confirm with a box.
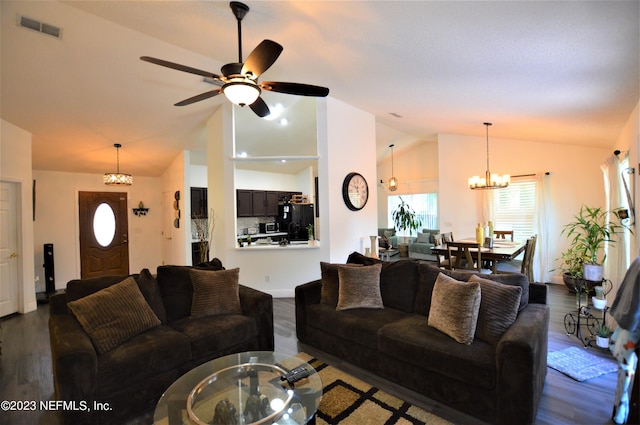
[237,217,277,236]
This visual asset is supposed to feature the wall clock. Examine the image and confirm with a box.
[342,172,369,211]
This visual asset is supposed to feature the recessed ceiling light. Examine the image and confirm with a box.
[238,151,248,158]
[281,159,287,163]
[279,118,288,126]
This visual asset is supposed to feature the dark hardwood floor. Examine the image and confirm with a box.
[0,283,620,425]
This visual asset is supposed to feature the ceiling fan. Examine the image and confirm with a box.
[141,1,329,118]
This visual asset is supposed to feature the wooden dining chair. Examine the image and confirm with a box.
[494,230,514,241]
[446,241,490,273]
[433,234,455,269]
[520,234,537,283]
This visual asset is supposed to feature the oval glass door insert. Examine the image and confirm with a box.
[93,203,116,247]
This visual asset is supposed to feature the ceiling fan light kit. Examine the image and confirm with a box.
[104,143,133,186]
[468,122,510,190]
[140,1,329,118]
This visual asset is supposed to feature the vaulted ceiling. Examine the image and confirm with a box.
[2,1,638,177]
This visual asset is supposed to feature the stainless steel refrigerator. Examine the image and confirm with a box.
[278,203,314,241]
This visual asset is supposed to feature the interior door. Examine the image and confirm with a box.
[79,191,129,279]
[0,181,19,317]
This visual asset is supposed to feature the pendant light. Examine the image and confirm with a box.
[388,144,398,191]
[104,143,133,186]
[468,122,509,190]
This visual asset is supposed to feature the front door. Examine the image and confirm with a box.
[0,181,19,317]
[79,192,129,279]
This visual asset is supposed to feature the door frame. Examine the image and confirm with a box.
[0,180,21,316]
[74,188,131,278]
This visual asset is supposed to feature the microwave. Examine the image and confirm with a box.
[259,222,278,233]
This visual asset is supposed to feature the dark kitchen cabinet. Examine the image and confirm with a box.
[251,190,280,217]
[237,190,253,217]
[190,187,208,218]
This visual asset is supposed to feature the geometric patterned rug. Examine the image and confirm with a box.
[298,353,452,424]
[547,346,618,382]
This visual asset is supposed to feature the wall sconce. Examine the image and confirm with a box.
[132,201,149,217]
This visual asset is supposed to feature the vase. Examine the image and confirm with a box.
[596,335,609,348]
[370,235,379,259]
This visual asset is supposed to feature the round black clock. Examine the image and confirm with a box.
[342,172,369,211]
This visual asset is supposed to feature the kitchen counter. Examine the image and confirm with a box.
[237,240,320,250]
[237,232,288,240]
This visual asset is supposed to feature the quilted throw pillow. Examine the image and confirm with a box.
[416,232,431,243]
[190,268,242,317]
[428,273,481,344]
[469,274,522,345]
[336,263,384,311]
[68,276,161,354]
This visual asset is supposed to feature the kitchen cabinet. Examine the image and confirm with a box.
[237,190,253,217]
[236,189,302,217]
[251,190,280,217]
[190,187,208,218]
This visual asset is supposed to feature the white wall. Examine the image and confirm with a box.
[206,98,377,296]
[438,133,610,283]
[377,141,439,228]
[31,170,162,289]
[0,120,36,313]
[236,169,299,191]
[161,151,188,265]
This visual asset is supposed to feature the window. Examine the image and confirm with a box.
[492,179,536,242]
[388,193,438,236]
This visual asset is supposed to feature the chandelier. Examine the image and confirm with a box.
[468,122,509,190]
[104,143,133,186]
[388,144,397,191]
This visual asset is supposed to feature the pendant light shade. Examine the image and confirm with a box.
[104,143,133,186]
[388,144,398,191]
[468,123,509,190]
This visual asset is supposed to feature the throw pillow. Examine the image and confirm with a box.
[383,230,395,238]
[190,268,242,317]
[135,268,167,323]
[336,263,384,311]
[416,232,431,243]
[469,275,522,345]
[320,262,362,307]
[427,273,481,344]
[379,235,390,249]
[67,276,161,354]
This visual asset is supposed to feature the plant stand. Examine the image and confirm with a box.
[563,278,610,348]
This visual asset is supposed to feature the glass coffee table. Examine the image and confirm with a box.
[154,351,322,425]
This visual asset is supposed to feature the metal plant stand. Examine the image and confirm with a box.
[563,278,611,348]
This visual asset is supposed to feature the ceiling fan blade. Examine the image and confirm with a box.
[261,81,329,97]
[249,97,271,118]
[241,40,283,78]
[174,90,221,106]
[141,56,221,80]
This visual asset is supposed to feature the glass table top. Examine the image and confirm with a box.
[154,352,322,425]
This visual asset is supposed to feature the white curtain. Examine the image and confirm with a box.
[532,173,551,283]
[601,154,631,287]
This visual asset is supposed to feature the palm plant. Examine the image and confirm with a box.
[561,205,627,266]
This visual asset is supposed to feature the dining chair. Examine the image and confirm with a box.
[494,230,514,241]
[446,241,491,273]
[442,232,454,243]
[433,234,456,269]
[521,234,537,283]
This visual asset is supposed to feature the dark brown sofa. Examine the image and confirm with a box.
[49,260,274,425]
[295,253,549,425]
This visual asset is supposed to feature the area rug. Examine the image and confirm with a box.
[297,353,452,425]
[547,346,618,381]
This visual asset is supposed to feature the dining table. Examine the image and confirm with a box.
[430,238,526,273]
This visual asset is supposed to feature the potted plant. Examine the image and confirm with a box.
[559,205,627,286]
[391,197,422,257]
[595,323,612,348]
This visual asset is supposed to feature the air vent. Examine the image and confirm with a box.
[19,16,62,39]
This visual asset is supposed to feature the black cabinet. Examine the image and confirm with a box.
[190,187,208,218]
[237,190,282,217]
[237,190,253,217]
